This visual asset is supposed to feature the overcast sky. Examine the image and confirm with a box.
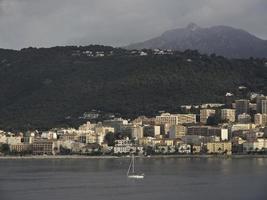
[0,0,267,49]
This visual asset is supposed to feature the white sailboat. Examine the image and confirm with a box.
[127,154,144,179]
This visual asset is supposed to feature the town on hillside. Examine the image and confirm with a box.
[1,86,267,157]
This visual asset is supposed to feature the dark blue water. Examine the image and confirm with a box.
[0,158,266,200]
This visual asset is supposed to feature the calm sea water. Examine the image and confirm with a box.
[0,158,266,200]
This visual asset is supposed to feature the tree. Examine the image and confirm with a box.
[206,115,219,126]
[104,132,115,146]
[0,144,10,154]
[145,146,154,155]
[161,147,166,154]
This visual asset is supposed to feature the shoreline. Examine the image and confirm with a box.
[1,154,267,160]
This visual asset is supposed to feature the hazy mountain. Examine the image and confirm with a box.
[126,23,267,58]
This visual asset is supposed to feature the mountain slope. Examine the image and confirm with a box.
[126,23,267,58]
[0,46,266,130]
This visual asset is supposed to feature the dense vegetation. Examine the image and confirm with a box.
[0,45,266,131]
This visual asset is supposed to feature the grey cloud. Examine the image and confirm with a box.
[0,0,267,49]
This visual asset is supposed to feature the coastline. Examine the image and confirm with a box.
[1,154,267,160]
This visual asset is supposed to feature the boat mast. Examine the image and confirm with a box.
[132,154,135,173]
[127,156,132,176]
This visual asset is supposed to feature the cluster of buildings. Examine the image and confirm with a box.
[71,50,112,57]
[70,48,174,58]
[1,87,267,156]
[130,49,174,56]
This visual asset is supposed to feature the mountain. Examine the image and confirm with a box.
[0,45,267,131]
[126,23,267,58]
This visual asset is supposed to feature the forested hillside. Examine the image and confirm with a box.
[0,46,266,130]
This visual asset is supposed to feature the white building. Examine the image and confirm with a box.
[177,143,191,154]
[131,125,144,139]
[243,139,267,152]
[113,138,143,154]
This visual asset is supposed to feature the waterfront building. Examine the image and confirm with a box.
[113,138,143,154]
[192,145,202,154]
[206,142,232,155]
[151,138,175,147]
[32,140,57,155]
[245,131,264,142]
[243,139,267,152]
[9,144,32,153]
[138,137,154,146]
[86,133,98,144]
[200,109,216,124]
[6,136,23,145]
[232,137,246,154]
[177,143,191,154]
[181,135,204,145]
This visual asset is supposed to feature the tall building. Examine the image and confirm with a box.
[169,125,187,139]
[254,113,267,126]
[235,99,249,115]
[221,109,235,122]
[200,109,216,124]
[256,95,266,113]
[254,113,262,126]
[261,100,267,114]
[131,125,144,139]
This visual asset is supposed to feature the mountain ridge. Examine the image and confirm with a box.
[126,23,267,58]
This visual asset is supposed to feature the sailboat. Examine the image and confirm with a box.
[127,154,144,179]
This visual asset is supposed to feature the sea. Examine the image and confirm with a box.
[0,157,266,200]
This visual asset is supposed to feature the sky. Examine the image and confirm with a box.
[0,0,267,49]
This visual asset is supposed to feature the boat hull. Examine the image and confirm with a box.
[127,174,144,179]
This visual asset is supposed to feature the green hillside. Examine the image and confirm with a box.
[0,46,266,130]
